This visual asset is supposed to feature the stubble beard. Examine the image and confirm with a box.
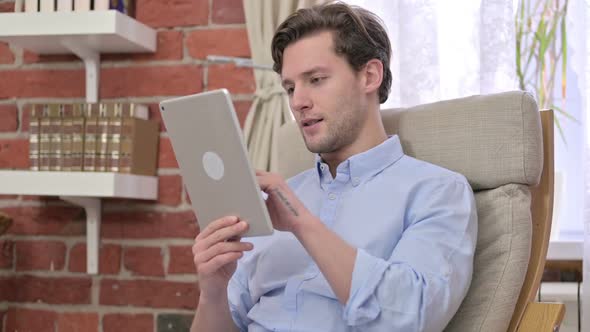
[303,106,364,154]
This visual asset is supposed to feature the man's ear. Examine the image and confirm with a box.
[363,59,383,95]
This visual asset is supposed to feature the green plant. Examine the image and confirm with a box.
[515,0,577,142]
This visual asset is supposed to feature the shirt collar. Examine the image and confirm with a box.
[315,135,405,186]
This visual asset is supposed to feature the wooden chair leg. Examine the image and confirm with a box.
[516,302,566,332]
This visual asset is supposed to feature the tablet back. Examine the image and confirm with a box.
[159,89,273,237]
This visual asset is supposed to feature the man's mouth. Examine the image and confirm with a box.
[302,118,323,127]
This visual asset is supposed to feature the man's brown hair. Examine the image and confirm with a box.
[271,2,392,104]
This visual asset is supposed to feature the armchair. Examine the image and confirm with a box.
[276,91,564,331]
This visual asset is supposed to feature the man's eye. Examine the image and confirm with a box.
[310,76,327,85]
[286,87,294,95]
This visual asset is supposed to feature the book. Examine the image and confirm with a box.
[28,105,41,171]
[47,104,62,171]
[108,0,135,17]
[118,116,158,176]
[96,103,113,172]
[83,103,99,171]
[106,103,122,172]
[60,104,74,171]
[14,0,24,12]
[40,0,55,12]
[24,102,156,174]
[74,0,90,11]
[39,105,51,171]
[24,0,38,12]
[106,103,149,172]
[71,104,86,171]
[57,0,72,11]
[121,102,148,119]
[94,0,109,10]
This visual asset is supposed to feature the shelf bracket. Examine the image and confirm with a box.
[60,196,101,274]
[61,39,100,103]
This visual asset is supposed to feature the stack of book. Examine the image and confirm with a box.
[16,0,135,15]
[28,102,158,176]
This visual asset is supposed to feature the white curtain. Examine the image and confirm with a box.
[242,0,326,172]
[345,0,517,108]
[583,0,590,329]
[348,0,590,327]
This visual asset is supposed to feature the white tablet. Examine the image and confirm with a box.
[159,89,274,237]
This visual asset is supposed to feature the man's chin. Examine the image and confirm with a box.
[304,140,333,154]
[304,140,322,154]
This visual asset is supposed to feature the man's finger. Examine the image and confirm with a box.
[198,241,253,264]
[257,173,275,191]
[196,215,239,241]
[200,220,250,249]
[197,252,242,275]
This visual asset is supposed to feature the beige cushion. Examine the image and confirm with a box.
[277,91,543,190]
[444,184,532,331]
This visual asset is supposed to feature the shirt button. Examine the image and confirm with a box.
[328,193,337,200]
[352,177,360,186]
[320,165,327,171]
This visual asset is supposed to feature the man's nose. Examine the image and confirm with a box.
[291,87,312,113]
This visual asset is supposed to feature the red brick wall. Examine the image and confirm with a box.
[0,0,254,331]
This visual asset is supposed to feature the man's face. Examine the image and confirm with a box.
[281,31,368,154]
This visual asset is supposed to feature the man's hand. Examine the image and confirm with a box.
[256,170,356,304]
[256,170,311,233]
[192,216,253,302]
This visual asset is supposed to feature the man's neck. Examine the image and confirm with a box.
[321,122,388,178]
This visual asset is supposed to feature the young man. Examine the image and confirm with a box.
[191,3,477,331]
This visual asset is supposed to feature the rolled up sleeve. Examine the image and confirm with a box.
[227,268,254,331]
[343,178,478,331]
[344,248,389,324]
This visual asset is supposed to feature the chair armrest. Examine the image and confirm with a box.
[516,302,566,332]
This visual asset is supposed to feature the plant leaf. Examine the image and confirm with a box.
[554,114,567,146]
[552,104,579,124]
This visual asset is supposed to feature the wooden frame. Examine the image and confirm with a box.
[508,110,566,332]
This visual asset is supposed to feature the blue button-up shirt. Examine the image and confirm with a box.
[228,135,477,331]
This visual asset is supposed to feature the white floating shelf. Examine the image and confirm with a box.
[0,171,158,199]
[0,171,158,274]
[0,10,156,102]
[0,11,156,54]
